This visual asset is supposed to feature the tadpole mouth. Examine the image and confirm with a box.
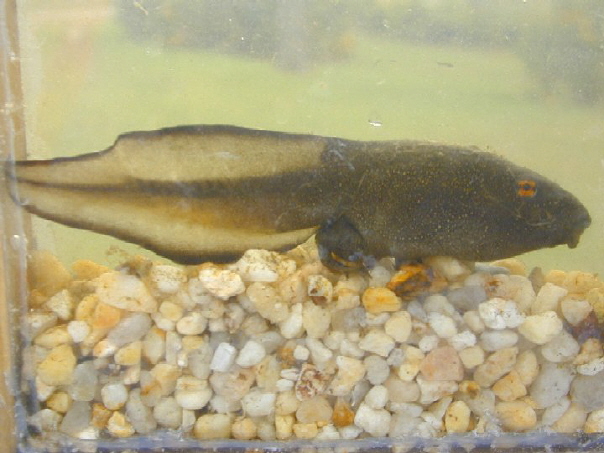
[567,210,591,248]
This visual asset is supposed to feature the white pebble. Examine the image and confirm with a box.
[236,340,266,367]
[478,298,525,329]
[199,267,245,300]
[531,282,568,314]
[302,301,331,338]
[463,310,485,334]
[416,376,458,405]
[95,272,157,313]
[293,345,310,361]
[101,382,128,410]
[241,390,276,417]
[67,320,90,343]
[107,313,152,348]
[233,249,280,282]
[175,376,212,410]
[368,265,392,287]
[427,312,457,339]
[448,330,476,350]
[150,265,186,294]
[354,403,391,437]
[577,357,604,376]
[364,355,390,385]
[458,346,485,369]
[279,303,304,339]
[418,335,439,353]
[384,311,412,343]
[154,397,182,429]
[518,311,563,345]
[329,356,366,396]
[561,298,592,326]
[210,342,237,372]
[364,385,389,409]
[541,330,580,363]
[358,329,395,357]
[176,312,207,336]
[530,362,574,409]
[479,329,518,351]
[306,338,333,364]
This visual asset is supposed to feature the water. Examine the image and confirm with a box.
[14,0,602,276]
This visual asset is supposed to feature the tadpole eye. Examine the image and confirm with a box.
[517,179,537,198]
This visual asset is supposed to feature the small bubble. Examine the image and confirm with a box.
[10,234,28,251]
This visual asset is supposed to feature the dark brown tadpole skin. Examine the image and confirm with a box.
[6,125,591,269]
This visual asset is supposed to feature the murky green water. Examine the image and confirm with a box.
[17,0,604,275]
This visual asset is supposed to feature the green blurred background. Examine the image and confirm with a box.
[17,0,604,275]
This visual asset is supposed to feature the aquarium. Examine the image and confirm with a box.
[1,0,604,452]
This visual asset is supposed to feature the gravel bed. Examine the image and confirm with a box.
[23,240,604,442]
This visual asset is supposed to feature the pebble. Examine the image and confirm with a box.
[364,385,389,409]
[398,345,425,381]
[95,272,157,313]
[176,312,207,335]
[458,346,485,369]
[427,312,458,339]
[210,342,237,372]
[384,311,412,342]
[495,400,537,431]
[492,370,527,402]
[37,344,76,386]
[571,370,604,411]
[560,298,592,326]
[25,248,604,442]
[231,417,258,440]
[107,411,135,438]
[354,403,391,437]
[150,265,186,294]
[307,275,334,303]
[513,350,539,386]
[101,382,128,410]
[107,313,152,348]
[332,397,355,427]
[198,267,245,300]
[479,329,518,351]
[235,340,266,367]
[364,355,390,385]
[531,283,568,314]
[174,376,212,410]
[478,298,525,329]
[194,414,232,439]
[584,409,604,433]
[554,404,587,433]
[329,356,366,396]
[530,362,574,409]
[153,397,182,428]
[45,289,74,321]
[358,329,395,357]
[302,301,331,338]
[296,395,333,423]
[362,287,401,314]
[445,400,471,433]
[517,311,563,345]
[420,346,464,381]
[416,377,458,404]
[247,282,290,323]
[233,249,281,282]
[474,347,518,388]
[540,330,580,363]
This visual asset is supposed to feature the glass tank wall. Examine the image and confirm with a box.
[1,0,603,451]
